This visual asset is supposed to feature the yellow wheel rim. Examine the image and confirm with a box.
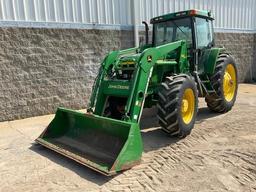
[223,64,236,102]
[181,88,195,124]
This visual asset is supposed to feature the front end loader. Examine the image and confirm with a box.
[36,9,238,175]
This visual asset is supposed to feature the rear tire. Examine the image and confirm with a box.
[205,53,238,113]
[157,75,198,138]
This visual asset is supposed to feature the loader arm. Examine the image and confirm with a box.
[88,47,138,110]
[36,40,188,175]
[89,40,188,123]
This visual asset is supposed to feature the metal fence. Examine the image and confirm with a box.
[0,0,255,32]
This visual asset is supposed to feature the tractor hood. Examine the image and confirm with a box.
[118,54,141,67]
[116,44,153,67]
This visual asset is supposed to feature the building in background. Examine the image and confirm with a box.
[0,0,255,32]
[0,0,255,121]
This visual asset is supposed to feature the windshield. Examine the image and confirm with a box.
[154,18,192,47]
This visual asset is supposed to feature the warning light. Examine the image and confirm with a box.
[190,9,197,16]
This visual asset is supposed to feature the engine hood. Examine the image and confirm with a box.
[118,54,141,66]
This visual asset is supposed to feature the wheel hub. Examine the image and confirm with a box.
[224,72,232,92]
[182,99,189,113]
[223,64,236,102]
[181,88,195,124]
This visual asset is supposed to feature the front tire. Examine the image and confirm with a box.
[205,53,238,113]
[157,75,198,138]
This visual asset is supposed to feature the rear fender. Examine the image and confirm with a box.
[200,48,225,75]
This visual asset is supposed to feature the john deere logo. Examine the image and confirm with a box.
[108,85,129,90]
[147,55,152,62]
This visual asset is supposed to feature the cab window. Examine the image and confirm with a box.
[196,18,213,48]
[154,18,192,47]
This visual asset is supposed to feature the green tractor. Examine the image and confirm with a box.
[36,9,238,175]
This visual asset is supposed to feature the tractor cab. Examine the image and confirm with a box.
[150,9,214,49]
[143,9,215,74]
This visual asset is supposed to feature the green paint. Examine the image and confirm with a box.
[37,9,224,175]
[200,48,225,75]
[36,108,142,175]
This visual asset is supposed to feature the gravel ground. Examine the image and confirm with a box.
[0,83,256,192]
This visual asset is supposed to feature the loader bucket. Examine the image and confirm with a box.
[36,107,143,175]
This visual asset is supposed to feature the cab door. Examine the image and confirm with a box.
[195,17,214,75]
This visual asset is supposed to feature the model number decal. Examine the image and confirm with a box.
[108,85,129,90]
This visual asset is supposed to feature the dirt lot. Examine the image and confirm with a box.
[0,83,256,192]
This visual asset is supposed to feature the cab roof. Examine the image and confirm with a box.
[150,9,214,24]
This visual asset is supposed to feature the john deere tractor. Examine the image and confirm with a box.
[36,9,238,175]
